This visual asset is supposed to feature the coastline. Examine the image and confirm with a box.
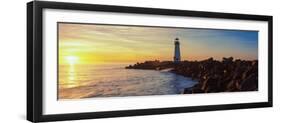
[125,57,258,94]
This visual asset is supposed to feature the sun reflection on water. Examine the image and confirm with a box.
[64,56,80,88]
[65,64,77,88]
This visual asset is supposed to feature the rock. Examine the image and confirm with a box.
[223,57,234,63]
[126,57,258,94]
[183,87,193,94]
[240,73,258,91]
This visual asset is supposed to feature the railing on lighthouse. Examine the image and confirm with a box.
[174,38,181,63]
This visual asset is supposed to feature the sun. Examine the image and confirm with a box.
[65,56,79,65]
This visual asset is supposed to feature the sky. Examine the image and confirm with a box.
[58,23,258,65]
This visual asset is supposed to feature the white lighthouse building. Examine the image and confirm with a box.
[174,38,181,63]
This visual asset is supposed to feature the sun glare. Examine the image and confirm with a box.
[65,56,79,65]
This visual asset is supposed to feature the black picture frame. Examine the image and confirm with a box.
[27,1,273,122]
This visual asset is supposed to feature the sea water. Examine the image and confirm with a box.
[59,64,197,99]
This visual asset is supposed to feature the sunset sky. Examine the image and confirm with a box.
[58,23,258,65]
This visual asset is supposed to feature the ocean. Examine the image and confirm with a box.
[59,64,197,99]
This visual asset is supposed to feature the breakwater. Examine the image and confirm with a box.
[125,57,258,94]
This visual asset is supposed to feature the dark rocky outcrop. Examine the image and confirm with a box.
[126,57,258,94]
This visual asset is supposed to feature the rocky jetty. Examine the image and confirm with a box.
[125,57,258,94]
[126,60,174,70]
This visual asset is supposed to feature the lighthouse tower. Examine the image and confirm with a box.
[174,38,181,63]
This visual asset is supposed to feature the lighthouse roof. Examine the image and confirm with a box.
[174,38,180,44]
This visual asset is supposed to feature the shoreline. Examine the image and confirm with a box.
[126,57,258,94]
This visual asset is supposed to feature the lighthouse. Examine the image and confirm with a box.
[174,38,181,63]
